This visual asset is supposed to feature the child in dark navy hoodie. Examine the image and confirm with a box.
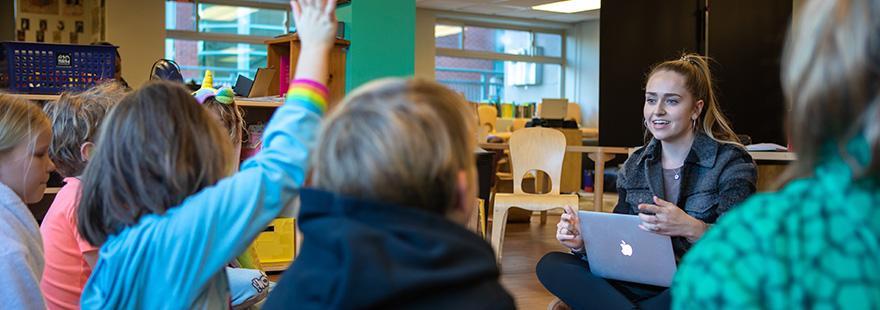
[264,14,514,306]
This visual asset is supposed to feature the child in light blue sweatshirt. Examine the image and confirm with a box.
[76,0,338,307]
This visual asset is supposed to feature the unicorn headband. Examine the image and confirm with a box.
[192,70,235,105]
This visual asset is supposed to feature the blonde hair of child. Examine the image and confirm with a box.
[311,78,477,215]
[0,94,51,159]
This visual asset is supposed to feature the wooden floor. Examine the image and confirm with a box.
[497,213,567,310]
[497,195,619,309]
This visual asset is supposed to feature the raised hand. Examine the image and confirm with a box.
[290,0,337,84]
[291,0,338,52]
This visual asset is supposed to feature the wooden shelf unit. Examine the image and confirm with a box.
[265,34,350,104]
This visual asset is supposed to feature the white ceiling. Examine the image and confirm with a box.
[416,0,600,23]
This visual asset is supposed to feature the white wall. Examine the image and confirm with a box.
[105,0,164,89]
[564,19,600,128]
[414,9,436,80]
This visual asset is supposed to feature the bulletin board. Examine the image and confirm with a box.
[14,0,104,44]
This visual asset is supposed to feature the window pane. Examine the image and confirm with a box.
[166,0,196,31]
[435,24,462,48]
[198,4,287,37]
[165,38,267,86]
[536,32,562,57]
[463,26,532,55]
[436,56,561,103]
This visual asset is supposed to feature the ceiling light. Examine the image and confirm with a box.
[532,0,600,13]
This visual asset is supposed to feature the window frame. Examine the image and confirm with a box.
[166,0,291,45]
[434,18,567,101]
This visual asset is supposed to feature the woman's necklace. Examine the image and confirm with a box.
[673,166,682,180]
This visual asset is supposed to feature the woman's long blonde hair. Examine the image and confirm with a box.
[646,54,740,144]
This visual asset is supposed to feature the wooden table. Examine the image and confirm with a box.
[570,146,630,211]
[489,127,598,141]
[481,142,797,211]
[749,151,796,191]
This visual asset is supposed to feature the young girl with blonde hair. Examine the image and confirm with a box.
[0,94,56,309]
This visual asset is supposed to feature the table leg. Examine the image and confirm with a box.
[588,152,616,212]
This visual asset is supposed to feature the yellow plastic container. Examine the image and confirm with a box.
[252,217,296,271]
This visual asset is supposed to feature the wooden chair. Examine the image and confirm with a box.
[478,105,498,134]
[490,127,579,263]
[495,119,527,181]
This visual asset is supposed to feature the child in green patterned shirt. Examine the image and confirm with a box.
[673,0,880,308]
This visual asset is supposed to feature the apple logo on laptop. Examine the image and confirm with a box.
[620,240,633,256]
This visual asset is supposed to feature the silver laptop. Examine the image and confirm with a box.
[578,211,677,287]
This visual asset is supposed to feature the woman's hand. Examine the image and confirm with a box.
[637,196,708,242]
[556,206,585,252]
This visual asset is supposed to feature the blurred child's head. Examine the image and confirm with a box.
[783,0,880,179]
[0,94,55,203]
[311,78,477,223]
[43,82,127,178]
[78,81,233,245]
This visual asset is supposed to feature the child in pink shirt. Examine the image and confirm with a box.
[40,83,126,309]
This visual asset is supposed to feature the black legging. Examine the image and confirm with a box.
[536,252,670,310]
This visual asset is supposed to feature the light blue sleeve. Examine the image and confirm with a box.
[147,95,322,304]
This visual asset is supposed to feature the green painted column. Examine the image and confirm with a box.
[337,0,415,91]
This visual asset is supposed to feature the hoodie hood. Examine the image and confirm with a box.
[265,189,514,309]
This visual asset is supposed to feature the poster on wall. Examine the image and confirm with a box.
[21,0,59,14]
[63,0,84,16]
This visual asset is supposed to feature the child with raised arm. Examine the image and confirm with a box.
[76,0,336,307]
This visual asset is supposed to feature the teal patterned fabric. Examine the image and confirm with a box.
[672,138,880,309]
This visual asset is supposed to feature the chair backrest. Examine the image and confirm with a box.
[567,102,582,125]
[509,127,567,195]
[477,105,497,133]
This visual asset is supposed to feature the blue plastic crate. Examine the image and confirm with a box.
[0,42,117,94]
